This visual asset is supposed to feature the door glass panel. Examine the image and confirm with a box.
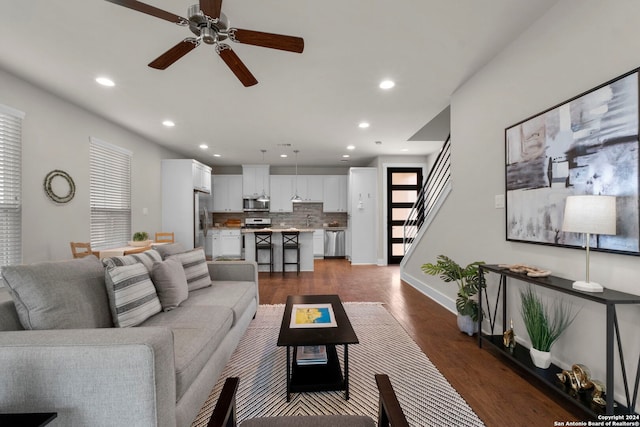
[392,173,417,185]
[392,208,412,220]
[392,190,417,203]
[392,243,405,256]
[393,225,416,238]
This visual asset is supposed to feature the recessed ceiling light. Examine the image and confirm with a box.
[199,144,208,149]
[280,154,288,158]
[342,154,350,158]
[379,79,395,89]
[358,122,370,129]
[213,154,221,157]
[401,148,409,152]
[162,120,175,127]
[347,145,355,150]
[95,77,115,87]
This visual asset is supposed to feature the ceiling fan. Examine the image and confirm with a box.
[105,0,304,87]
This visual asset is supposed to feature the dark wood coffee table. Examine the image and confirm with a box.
[277,294,359,402]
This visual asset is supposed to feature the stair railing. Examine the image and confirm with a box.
[403,135,451,253]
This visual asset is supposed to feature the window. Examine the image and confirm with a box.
[89,137,132,250]
[0,104,24,269]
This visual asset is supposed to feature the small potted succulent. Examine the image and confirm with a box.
[422,255,485,336]
[129,231,151,247]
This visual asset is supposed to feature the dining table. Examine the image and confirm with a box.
[98,242,167,258]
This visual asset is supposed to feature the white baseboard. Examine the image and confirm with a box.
[401,270,457,315]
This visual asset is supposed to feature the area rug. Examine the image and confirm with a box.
[192,303,485,427]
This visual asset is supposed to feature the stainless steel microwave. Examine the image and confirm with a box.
[243,198,270,212]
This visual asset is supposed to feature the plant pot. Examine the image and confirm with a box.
[530,348,552,369]
[457,314,478,336]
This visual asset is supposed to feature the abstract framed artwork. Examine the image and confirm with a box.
[505,68,640,255]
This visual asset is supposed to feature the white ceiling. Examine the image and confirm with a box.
[0,0,558,167]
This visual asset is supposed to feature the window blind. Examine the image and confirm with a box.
[0,104,24,269]
[89,137,132,250]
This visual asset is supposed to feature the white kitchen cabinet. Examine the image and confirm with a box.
[270,175,294,212]
[348,167,377,265]
[192,161,212,193]
[242,165,270,198]
[296,175,323,202]
[162,159,211,250]
[313,229,324,257]
[207,229,221,259]
[323,175,348,212]
[212,175,243,212]
[219,229,242,257]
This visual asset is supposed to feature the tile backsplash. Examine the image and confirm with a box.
[212,203,347,228]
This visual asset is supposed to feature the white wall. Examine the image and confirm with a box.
[0,68,182,263]
[402,0,640,409]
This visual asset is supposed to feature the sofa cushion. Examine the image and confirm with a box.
[140,306,234,401]
[151,258,189,311]
[102,249,162,273]
[105,263,162,327]
[168,248,211,292]
[181,281,256,326]
[152,242,186,259]
[1,255,112,330]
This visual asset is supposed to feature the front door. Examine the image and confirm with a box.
[387,168,423,265]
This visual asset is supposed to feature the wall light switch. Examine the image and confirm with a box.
[494,194,505,209]
[142,207,149,215]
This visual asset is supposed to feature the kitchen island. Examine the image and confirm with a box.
[242,228,315,272]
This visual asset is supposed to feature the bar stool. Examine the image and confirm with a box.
[255,231,274,273]
[282,231,300,275]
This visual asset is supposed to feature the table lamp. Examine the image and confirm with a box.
[561,195,616,292]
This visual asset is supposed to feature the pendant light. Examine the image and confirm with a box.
[257,150,270,202]
[290,149,302,203]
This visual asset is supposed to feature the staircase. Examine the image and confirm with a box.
[402,136,451,259]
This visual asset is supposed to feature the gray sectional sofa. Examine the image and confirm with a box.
[0,249,258,427]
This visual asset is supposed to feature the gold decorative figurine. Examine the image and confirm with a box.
[503,319,516,353]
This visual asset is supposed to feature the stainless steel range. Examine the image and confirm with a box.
[244,218,272,229]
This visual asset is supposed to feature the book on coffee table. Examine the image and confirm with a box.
[296,345,328,365]
[290,303,337,328]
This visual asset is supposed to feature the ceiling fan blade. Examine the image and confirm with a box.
[105,0,187,24]
[216,44,258,87]
[200,0,223,20]
[229,28,304,53]
[149,39,199,70]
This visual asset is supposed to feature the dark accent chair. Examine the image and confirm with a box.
[207,374,409,427]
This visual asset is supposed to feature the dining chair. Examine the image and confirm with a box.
[70,242,98,259]
[123,245,152,255]
[155,232,175,244]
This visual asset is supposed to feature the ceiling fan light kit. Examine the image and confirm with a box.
[105,0,304,87]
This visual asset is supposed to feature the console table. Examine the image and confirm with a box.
[478,264,640,416]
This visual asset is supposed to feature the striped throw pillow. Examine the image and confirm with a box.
[102,249,162,273]
[168,247,211,292]
[105,263,162,327]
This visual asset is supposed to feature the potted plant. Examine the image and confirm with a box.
[520,286,578,369]
[421,255,485,336]
[129,231,150,247]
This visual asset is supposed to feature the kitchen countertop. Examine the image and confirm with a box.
[241,228,316,233]
[208,226,347,231]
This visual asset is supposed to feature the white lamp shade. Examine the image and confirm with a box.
[562,195,617,235]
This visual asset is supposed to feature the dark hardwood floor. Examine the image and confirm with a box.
[259,259,582,427]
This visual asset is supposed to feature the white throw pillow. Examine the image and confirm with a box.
[105,263,162,327]
[168,247,212,292]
